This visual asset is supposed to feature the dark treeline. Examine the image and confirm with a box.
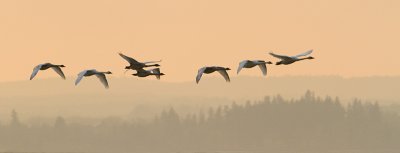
[1,91,400,152]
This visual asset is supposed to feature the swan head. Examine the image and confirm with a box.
[59,65,66,67]
[159,73,166,75]
[307,56,315,59]
[154,64,161,67]
[105,71,112,74]
[225,68,231,71]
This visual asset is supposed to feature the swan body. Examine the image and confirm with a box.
[119,53,161,70]
[196,66,231,84]
[132,68,165,80]
[30,63,66,80]
[237,60,273,76]
[270,49,314,65]
[75,69,112,89]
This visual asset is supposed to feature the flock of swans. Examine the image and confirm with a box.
[30,50,315,89]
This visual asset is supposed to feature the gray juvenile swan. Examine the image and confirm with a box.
[119,53,161,71]
[237,60,273,76]
[30,63,66,80]
[132,68,165,80]
[75,69,112,89]
[196,66,231,84]
[269,49,314,65]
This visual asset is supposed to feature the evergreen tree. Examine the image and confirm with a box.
[10,109,21,128]
[54,116,67,129]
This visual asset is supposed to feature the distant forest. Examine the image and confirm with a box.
[1,91,399,152]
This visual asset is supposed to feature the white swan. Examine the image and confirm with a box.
[237,60,273,76]
[75,69,112,89]
[119,53,161,71]
[269,49,314,65]
[196,66,231,84]
[132,68,165,80]
[30,63,66,80]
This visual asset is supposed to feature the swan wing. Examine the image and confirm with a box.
[150,68,161,73]
[51,66,66,79]
[237,60,247,74]
[151,68,162,80]
[119,53,140,64]
[30,64,43,80]
[143,60,162,64]
[269,52,292,60]
[196,67,207,84]
[75,70,87,86]
[258,63,267,76]
[96,73,109,89]
[293,49,313,58]
[217,70,231,82]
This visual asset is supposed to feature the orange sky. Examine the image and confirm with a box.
[1,0,399,82]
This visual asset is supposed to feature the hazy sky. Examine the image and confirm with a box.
[1,0,399,82]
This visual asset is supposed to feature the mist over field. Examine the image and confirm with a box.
[1,76,399,122]
[0,76,400,152]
